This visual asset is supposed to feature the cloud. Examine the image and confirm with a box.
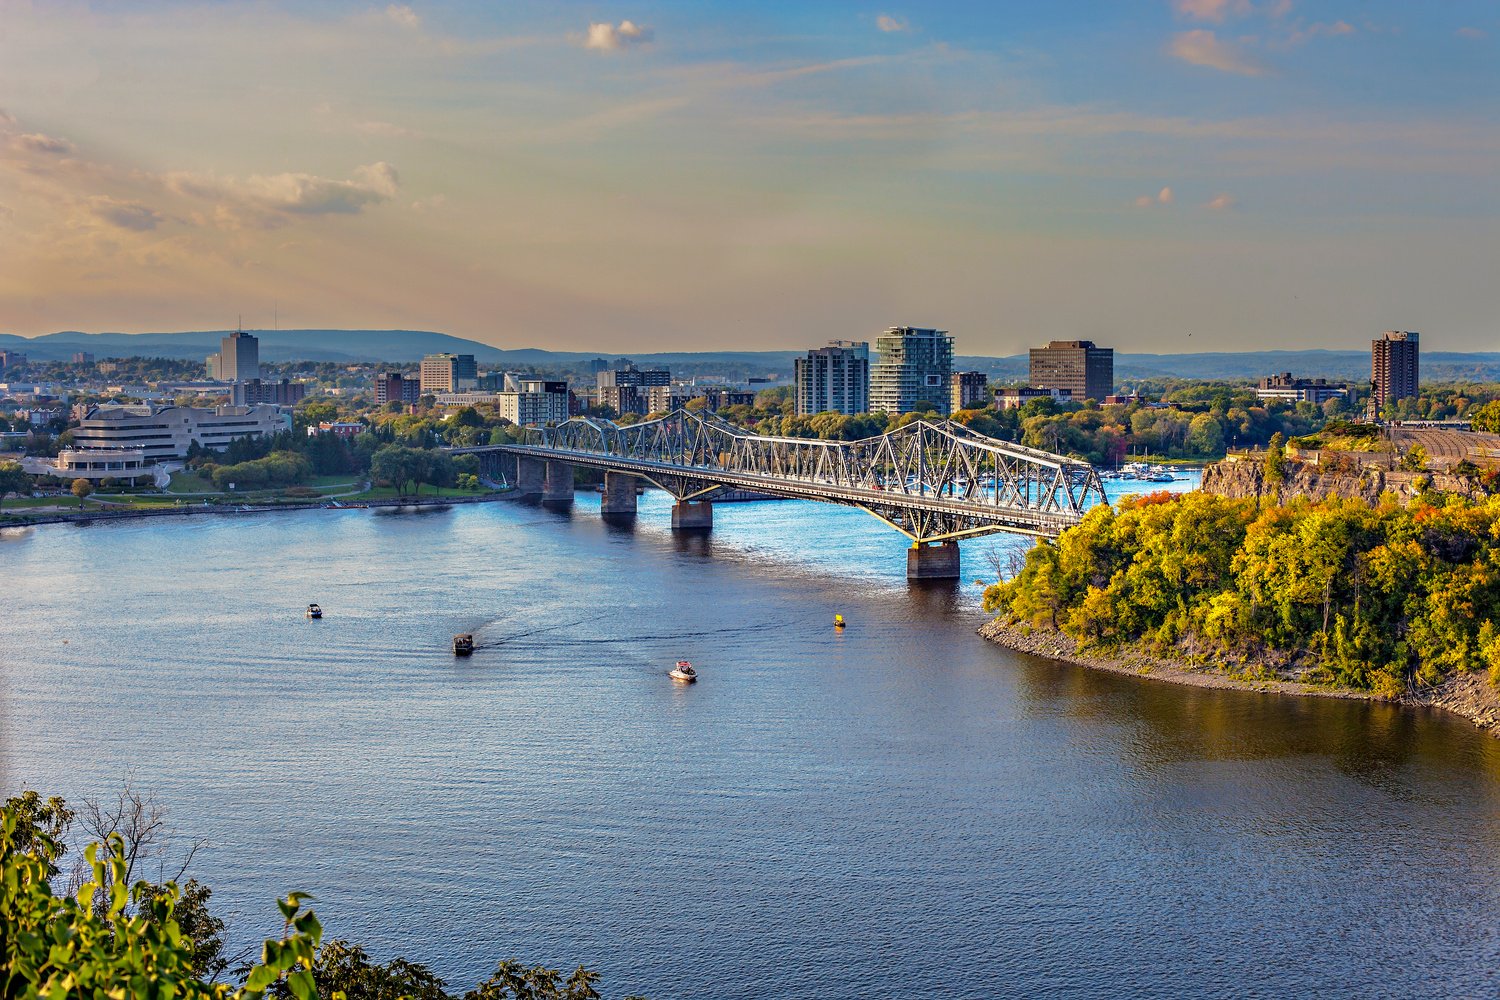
[88,196,164,231]
[1205,193,1236,209]
[383,5,420,30]
[1135,187,1175,207]
[876,15,910,33]
[14,133,75,155]
[1169,30,1265,74]
[582,20,653,51]
[1457,26,1487,39]
[1173,0,1251,23]
[1283,20,1354,46]
[168,162,400,217]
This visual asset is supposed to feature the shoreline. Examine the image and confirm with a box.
[978,618,1500,736]
[0,490,518,531]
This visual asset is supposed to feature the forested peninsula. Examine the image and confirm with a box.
[981,489,1500,732]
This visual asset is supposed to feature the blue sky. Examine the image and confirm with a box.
[0,0,1495,354]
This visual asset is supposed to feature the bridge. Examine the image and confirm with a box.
[454,409,1106,579]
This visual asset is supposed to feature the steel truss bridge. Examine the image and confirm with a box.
[455,410,1104,575]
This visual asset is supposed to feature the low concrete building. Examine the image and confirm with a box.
[1255,373,1349,405]
[996,386,1074,410]
[70,404,291,462]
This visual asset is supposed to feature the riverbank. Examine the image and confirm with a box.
[978,617,1500,735]
[0,489,517,531]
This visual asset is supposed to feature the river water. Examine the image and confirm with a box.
[4,481,1500,999]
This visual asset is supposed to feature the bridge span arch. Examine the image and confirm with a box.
[451,409,1106,579]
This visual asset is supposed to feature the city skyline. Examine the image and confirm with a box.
[1,1,1497,353]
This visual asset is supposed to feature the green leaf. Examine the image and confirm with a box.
[287,969,316,1000]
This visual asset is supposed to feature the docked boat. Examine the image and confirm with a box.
[453,633,474,656]
[669,660,697,682]
[305,603,323,619]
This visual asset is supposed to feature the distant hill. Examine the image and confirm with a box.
[3,329,1499,382]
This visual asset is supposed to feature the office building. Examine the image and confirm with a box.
[70,404,291,462]
[870,327,954,416]
[419,353,478,394]
[375,372,422,406]
[72,352,94,365]
[950,371,989,412]
[597,363,670,390]
[1255,373,1349,406]
[794,341,869,416]
[232,378,306,406]
[1371,331,1419,407]
[307,421,364,438]
[1029,340,1113,402]
[218,330,260,382]
[0,351,27,369]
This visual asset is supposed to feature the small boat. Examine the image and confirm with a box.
[453,633,474,656]
[669,660,697,682]
[834,614,846,629]
[305,603,323,619]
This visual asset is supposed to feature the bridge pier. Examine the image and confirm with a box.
[671,499,713,531]
[543,461,574,503]
[515,457,545,499]
[907,540,960,580]
[600,472,638,519]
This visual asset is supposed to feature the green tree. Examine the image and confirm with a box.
[0,459,29,511]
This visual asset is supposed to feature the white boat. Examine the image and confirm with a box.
[669,660,697,682]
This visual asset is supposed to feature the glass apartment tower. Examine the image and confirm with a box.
[870,327,954,416]
[795,341,870,415]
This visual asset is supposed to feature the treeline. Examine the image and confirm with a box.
[3,790,642,999]
[984,490,1500,697]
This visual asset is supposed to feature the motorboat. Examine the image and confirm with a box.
[834,614,846,629]
[453,633,474,656]
[305,603,323,619]
[669,660,697,682]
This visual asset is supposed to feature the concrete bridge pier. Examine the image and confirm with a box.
[543,461,575,504]
[907,540,960,580]
[515,457,545,499]
[671,499,713,531]
[600,472,638,519]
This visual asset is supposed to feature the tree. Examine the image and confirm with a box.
[0,459,29,511]
[72,477,94,508]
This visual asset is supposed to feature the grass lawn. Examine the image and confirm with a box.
[167,470,215,493]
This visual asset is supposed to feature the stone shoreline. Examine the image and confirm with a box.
[0,490,518,531]
[978,617,1500,736]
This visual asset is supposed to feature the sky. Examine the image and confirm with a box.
[0,0,1496,356]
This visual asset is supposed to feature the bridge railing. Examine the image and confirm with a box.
[516,409,1105,517]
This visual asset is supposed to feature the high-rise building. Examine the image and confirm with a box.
[598,384,645,416]
[794,341,869,416]
[597,363,670,389]
[0,350,29,369]
[375,372,422,405]
[950,371,989,412]
[231,379,306,406]
[1028,340,1113,402]
[1371,331,1419,409]
[870,327,954,416]
[72,352,95,365]
[219,330,260,382]
[419,353,478,394]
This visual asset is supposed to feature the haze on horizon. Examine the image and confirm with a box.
[0,0,1496,356]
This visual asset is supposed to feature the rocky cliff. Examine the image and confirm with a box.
[1200,459,1480,503]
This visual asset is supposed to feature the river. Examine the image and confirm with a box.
[4,481,1500,999]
